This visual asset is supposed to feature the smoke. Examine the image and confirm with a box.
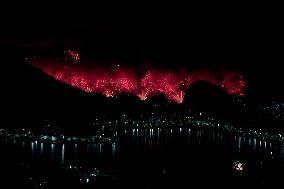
[28,54,245,103]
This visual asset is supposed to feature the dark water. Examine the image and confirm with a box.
[1,127,284,188]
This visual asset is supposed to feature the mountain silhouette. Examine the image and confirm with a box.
[183,80,238,119]
[2,46,241,125]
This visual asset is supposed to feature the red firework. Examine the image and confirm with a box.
[28,52,245,103]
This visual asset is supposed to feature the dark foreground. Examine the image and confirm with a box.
[1,127,284,188]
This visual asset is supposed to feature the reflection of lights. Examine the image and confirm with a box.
[232,160,244,172]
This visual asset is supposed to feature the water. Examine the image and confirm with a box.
[0,127,284,188]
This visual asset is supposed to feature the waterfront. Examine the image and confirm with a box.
[1,125,284,188]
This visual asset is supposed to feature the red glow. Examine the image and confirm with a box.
[28,53,245,103]
[139,71,185,103]
[65,49,80,61]
[220,72,245,96]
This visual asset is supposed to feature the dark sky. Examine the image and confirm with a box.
[1,6,282,65]
[1,4,283,99]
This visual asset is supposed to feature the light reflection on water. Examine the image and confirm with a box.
[12,128,281,165]
[40,142,44,155]
[51,143,55,160]
[1,127,283,187]
[61,143,65,164]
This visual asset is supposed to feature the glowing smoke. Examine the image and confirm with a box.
[28,51,245,103]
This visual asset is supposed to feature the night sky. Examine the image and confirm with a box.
[1,6,284,188]
[1,5,283,100]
